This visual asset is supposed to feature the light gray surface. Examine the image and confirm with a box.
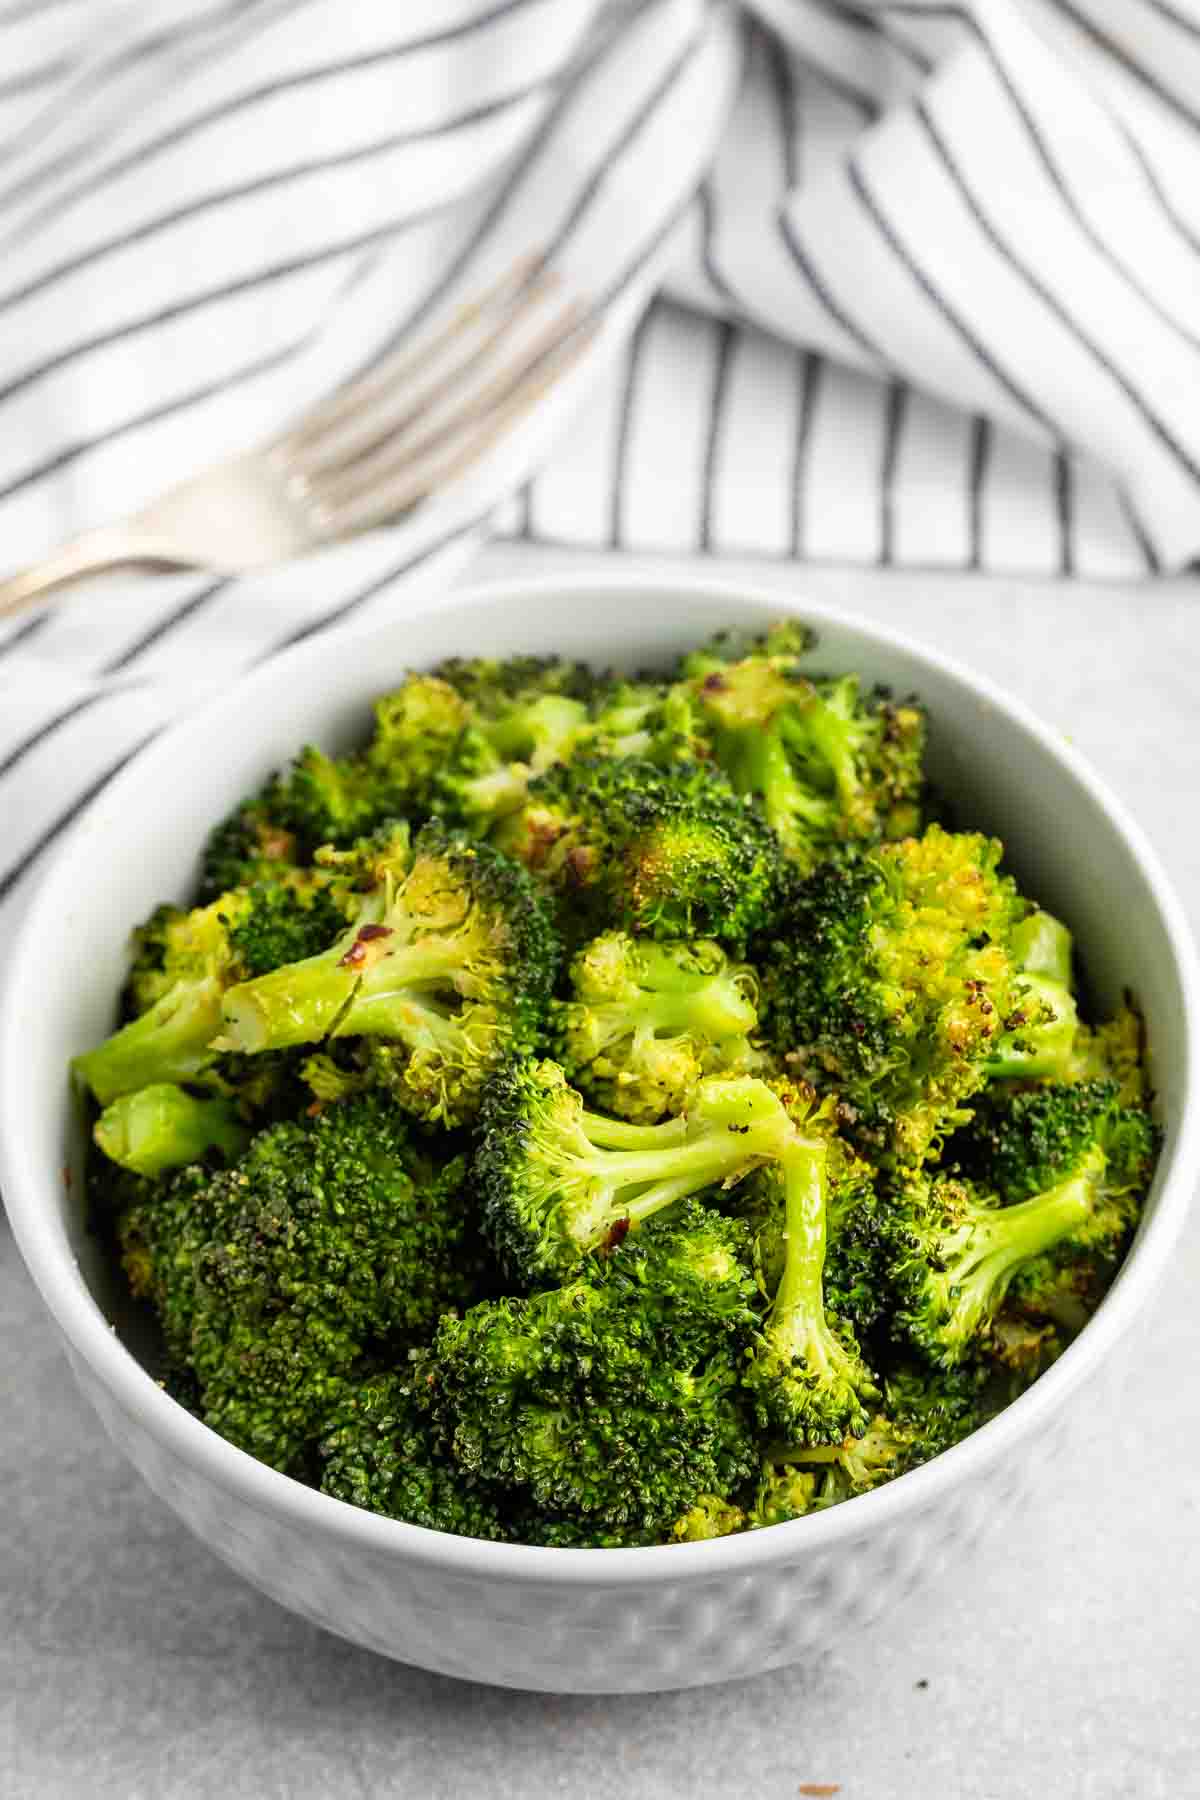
[4,545,1200,1800]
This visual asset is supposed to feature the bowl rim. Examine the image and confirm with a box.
[3,568,1197,1586]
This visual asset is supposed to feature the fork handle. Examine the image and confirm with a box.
[0,526,189,622]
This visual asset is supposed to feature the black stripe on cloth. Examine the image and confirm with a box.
[1054,449,1074,576]
[0,0,79,24]
[0,611,50,656]
[0,80,554,318]
[777,204,889,365]
[801,0,932,71]
[766,28,800,190]
[1039,0,1200,132]
[0,56,71,102]
[700,320,736,553]
[0,194,463,412]
[0,0,287,188]
[99,579,231,675]
[539,25,708,268]
[515,479,533,540]
[0,238,381,508]
[876,0,1200,262]
[972,31,1200,356]
[790,349,820,559]
[0,681,142,782]
[257,510,492,659]
[845,154,1061,437]
[698,181,738,309]
[1124,0,1200,47]
[966,414,990,570]
[8,0,554,230]
[609,302,656,549]
[0,730,160,905]
[916,98,1200,486]
[878,379,908,566]
[1118,486,1162,574]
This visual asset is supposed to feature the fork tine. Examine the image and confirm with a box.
[315,320,598,539]
[292,271,563,484]
[310,299,588,517]
[279,252,548,458]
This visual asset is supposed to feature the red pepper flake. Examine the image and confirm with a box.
[798,1787,841,1797]
[702,671,728,693]
[601,1216,631,1253]
[337,923,394,967]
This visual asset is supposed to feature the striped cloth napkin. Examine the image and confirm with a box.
[2,0,1197,923]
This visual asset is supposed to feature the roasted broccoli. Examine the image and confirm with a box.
[475,1060,807,1287]
[116,1094,483,1472]
[758,825,1030,1167]
[680,622,926,868]
[890,1081,1155,1366]
[74,880,342,1105]
[555,931,763,1123]
[494,756,783,946]
[418,1203,759,1544]
[215,822,558,1126]
[78,624,1162,1550]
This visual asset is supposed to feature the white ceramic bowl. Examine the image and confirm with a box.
[2,574,1197,1694]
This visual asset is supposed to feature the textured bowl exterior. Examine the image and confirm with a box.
[68,1346,1060,1692]
[3,574,1196,1694]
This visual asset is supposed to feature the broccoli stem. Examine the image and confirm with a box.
[73,978,224,1103]
[720,728,830,839]
[94,1084,250,1176]
[937,1150,1103,1340]
[580,1111,690,1150]
[219,937,470,1053]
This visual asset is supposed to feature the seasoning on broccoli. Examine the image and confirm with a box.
[555,931,764,1123]
[116,1094,484,1473]
[681,621,926,868]
[418,1203,759,1545]
[475,1060,806,1287]
[214,822,558,1127]
[757,825,1030,1167]
[494,756,783,946]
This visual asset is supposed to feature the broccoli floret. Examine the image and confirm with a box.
[984,909,1080,1080]
[555,932,763,1123]
[116,1094,484,1472]
[945,1080,1157,1326]
[670,1494,747,1541]
[757,825,1029,1167]
[1064,1001,1149,1104]
[318,1372,511,1541]
[475,1061,807,1287]
[890,1084,1155,1366]
[419,1203,759,1543]
[681,623,926,868]
[93,1083,250,1176]
[740,1086,880,1447]
[493,757,783,947]
[215,823,559,1127]
[196,798,303,904]
[75,879,347,1106]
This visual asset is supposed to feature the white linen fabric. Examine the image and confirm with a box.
[1,0,1196,918]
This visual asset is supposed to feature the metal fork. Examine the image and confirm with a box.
[0,255,594,621]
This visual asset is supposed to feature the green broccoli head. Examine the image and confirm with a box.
[74,879,348,1106]
[318,1372,512,1541]
[889,1082,1155,1368]
[116,1094,485,1472]
[196,798,303,903]
[944,1080,1157,1327]
[757,825,1030,1167]
[555,931,764,1123]
[475,1060,807,1288]
[680,622,927,868]
[215,823,559,1127]
[493,756,784,947]
[419,1202,759,1543]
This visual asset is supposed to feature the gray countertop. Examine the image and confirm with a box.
[4,545,1200,1800]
